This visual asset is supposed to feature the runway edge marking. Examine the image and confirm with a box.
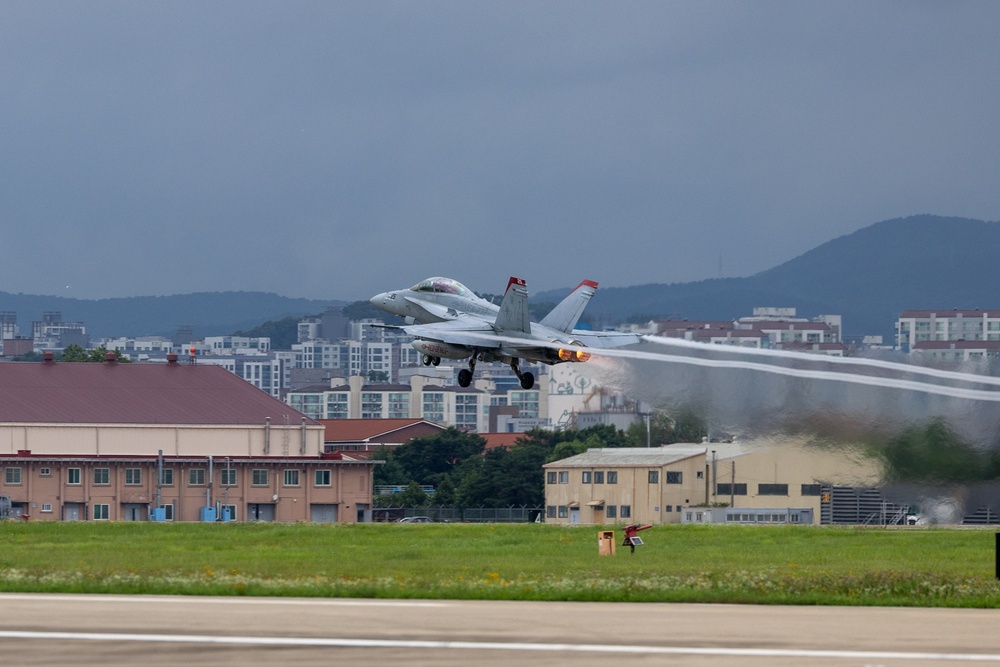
[2,630,1000,662]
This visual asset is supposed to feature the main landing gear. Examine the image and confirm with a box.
[456,355,534,390]
[511,359,534,390]
[422,354,441,367]
[457,355,476,388]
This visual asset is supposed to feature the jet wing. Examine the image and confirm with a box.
[398,317,505,349]
[397,317,640,355]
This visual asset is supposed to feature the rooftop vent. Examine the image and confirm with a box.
[42,350,55,364]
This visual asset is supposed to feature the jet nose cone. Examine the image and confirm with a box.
[370,292,391,310]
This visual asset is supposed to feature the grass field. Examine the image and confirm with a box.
[1,522,998,607]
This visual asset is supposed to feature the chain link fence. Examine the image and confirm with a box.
[373,504,544,523]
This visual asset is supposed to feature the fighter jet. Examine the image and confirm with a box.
[370,276,640,389]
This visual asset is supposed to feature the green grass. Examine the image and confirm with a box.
[1,522,998,607]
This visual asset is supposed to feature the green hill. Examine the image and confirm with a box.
[536,215,1000,339]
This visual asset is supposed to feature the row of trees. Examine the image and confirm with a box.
[61,344,131,362]
[8,344,132,363]
[876,418,1000,484]
[373,413,709,508]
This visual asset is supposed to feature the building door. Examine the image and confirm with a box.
[63,503,83,521]
[247,503,275,521]
[310,504,338,523]
[356,503,371,523]
[124,504,145,521]
[570,507,580,524]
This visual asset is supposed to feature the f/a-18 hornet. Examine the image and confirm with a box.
[370,276,640,389]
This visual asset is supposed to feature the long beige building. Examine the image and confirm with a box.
[543,441,880,525]
[0,353,377,522]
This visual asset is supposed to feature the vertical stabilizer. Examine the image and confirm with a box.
[495,277,531,334]
[539,280,598,333]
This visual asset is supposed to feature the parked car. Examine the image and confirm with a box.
[397,516,433,523]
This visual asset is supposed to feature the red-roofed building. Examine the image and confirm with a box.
[0,354,377,523]
[320,418,446,457]
[480,432,525,451]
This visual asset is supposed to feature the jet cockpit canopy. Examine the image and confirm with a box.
[409,277,471,296]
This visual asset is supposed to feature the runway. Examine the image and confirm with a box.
[2,593,1000,666]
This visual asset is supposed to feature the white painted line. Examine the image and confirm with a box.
[1,630,999,662]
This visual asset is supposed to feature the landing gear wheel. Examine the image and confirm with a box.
[422,355,432,366]
[432,357,441,366]
[458,368,472,387]
[519,371,535,390]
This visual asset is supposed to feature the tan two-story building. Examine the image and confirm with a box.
[543,441,880,525]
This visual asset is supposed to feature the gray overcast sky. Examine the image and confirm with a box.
[2,2,998,302]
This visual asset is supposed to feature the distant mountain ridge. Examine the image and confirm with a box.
[0,290,337,339]
[6,215,995,342]
[535,215,1000,339]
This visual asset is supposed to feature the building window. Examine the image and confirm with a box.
[252,469,269,486]
[666,471,682,484]
[221,505,237,520]
[648,470,659,484]
[664,505,672,512]
[607,471,618,484]
[546,471,557,484]
[546,506,556,519]
[594,471,604,484]
[39,468,51,477]
[620,505,631,518]
[558,506,568,518]
[582,471,592,484]
[159,504,174,520]
[284,470,300,487]
[93,468,110,485]
[606,505,617,519]
[41,503,53,513]
[315,469,331,487]
[93,504,110,520]
[160,468,174,486]
[758,483,789,496]
[801,484,822,496]
[189,469,206,486]
[4,467,22,485]
[67,468,81,485]
[558,471,569,484]
[221,468,237,487]
[717,483,747,496]
[125,468,142,486]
